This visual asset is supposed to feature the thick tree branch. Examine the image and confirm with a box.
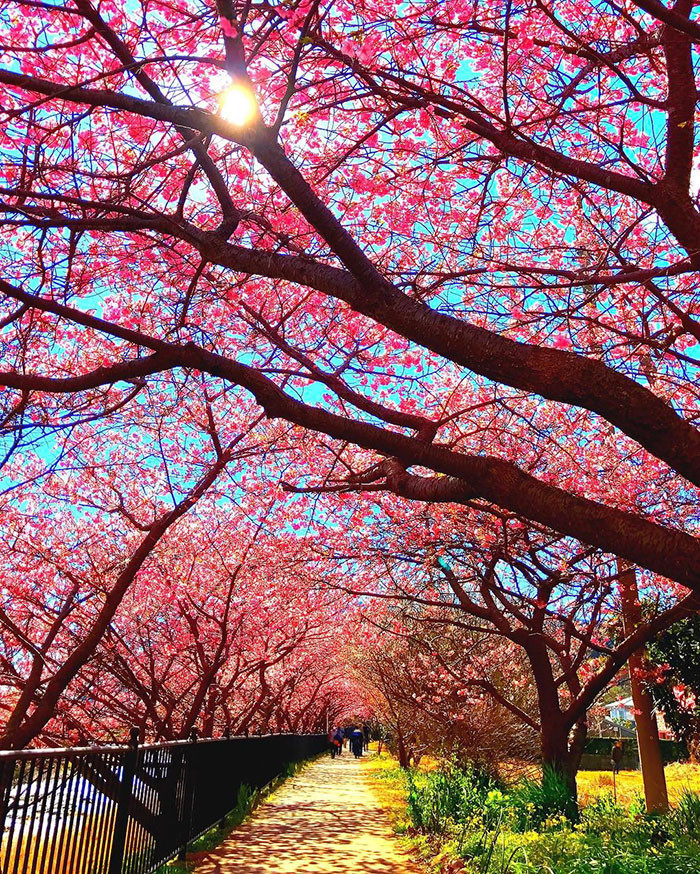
[1,279,699,590]
[2,74,699,486]
[630,0,700,41]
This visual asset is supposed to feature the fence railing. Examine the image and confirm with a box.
[0,731,327,874]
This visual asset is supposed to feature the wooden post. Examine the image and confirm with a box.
[617,561,669,813]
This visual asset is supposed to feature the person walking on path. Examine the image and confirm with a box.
[350,726,364,758]
[611,739,624,803]
[331,727,344,758]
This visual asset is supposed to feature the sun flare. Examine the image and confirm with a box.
[219,82,258,126]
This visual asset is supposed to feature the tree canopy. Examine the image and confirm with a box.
[0,0,699,750]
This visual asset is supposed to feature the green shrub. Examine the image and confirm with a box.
[509,766,579,831]
[405,761,502,833]
[401,762,700,873]
[580,792,638,838]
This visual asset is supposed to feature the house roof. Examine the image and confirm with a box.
[603,696,634,710]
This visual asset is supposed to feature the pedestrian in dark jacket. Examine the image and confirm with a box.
[350,727,364,758]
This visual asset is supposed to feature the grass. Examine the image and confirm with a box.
[365,747,412,823]
[577,763,700,807]
[365,754,700,874]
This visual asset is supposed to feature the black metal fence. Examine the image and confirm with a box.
[0,732,327,874]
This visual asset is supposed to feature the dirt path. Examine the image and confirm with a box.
[191,751,420,874]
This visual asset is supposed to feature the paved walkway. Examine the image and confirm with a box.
[191,752,420,874]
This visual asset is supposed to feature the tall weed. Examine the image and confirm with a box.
[405,761,501,833]
[673,789,700,836]
[509,766,579,830]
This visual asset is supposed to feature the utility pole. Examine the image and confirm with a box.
[617,560,669,813]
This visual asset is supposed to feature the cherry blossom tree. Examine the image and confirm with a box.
[0,470,363,747]
[0,0,697,595]
[0,382,277,748]
[69,521,361,741]
[2,1,700,776]
[316,497,697,794]
[356,615,538,772]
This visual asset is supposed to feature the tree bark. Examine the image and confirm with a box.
[396,722,410,769]
[526,636,579,806]
[540,719,579,809]
[618,561,669,813]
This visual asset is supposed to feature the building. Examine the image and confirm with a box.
[602,696,672,739]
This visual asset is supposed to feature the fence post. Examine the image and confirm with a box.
[178,728,198,861]
[108,727,139,874]
[219,729,231,829]
[0,757,15,859]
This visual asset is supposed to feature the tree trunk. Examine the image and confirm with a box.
[541,723,579,811]
[568,717,588,778]
[528,637,580,810]
[396,723,410,769]
[618,560,669,813]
